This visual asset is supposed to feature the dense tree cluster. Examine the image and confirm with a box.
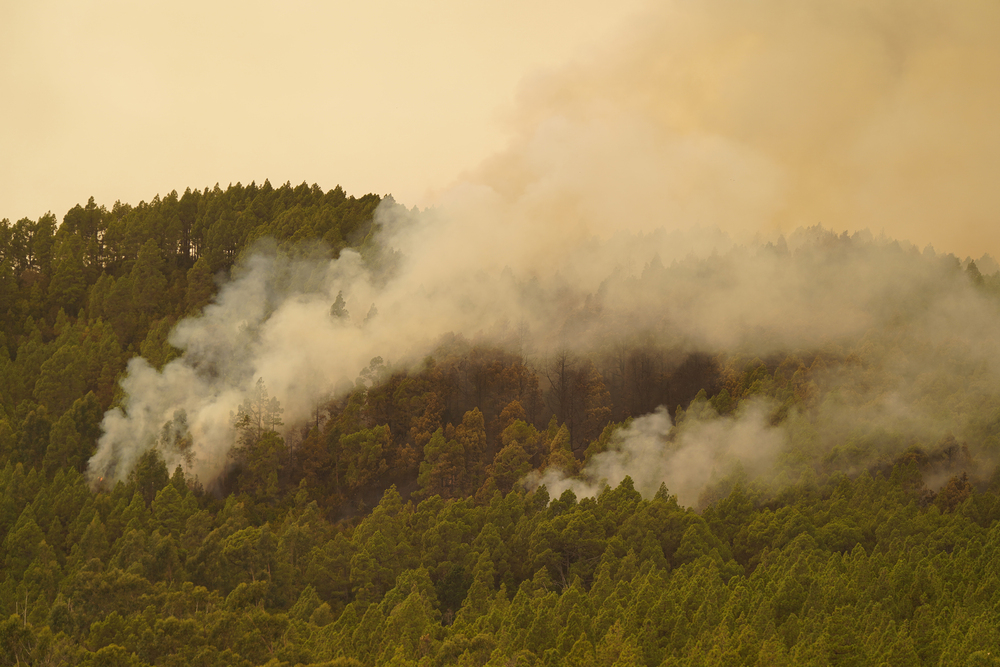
[2,184,1000,665]
[0,181,380,470]
[3,452,1000,665]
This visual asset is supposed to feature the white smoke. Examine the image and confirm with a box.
[86,203,743,485]
[86,199,1000,493]
[87,0,1000,492]
[526,402,786,507]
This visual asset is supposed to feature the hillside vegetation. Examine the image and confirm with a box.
[2,183,1000,666]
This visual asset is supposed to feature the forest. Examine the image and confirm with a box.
[2,180,1000,666]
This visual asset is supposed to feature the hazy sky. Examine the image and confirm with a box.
[0,0,648,222]
[4,0,1000,258]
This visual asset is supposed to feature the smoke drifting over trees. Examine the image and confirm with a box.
[87,205,1000,505]
[5,1,1000,664]
[87,0,1000,504]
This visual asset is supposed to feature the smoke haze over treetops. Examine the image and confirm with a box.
[87,0,1000,500]
[460,0,1000,258]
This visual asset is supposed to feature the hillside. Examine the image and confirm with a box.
[2,184,1000,665]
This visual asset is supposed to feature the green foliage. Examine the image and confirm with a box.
[416,429,466,499]
[5,184,1000,665]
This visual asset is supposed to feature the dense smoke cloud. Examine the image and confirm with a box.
[525,231,1000,503]
[465,0,1000,257]
[86,208,736,485]
[88,0,1000,496]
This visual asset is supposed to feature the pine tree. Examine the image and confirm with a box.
[47,234,88,317]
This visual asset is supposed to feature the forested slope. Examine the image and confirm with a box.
[2,183,1000,666]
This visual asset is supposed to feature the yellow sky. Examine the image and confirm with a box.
[0,0,649,221]
[4,0,999,260]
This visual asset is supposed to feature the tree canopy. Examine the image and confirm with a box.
[2,183,1000,665]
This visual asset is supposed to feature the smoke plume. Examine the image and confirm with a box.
[467,0,1000,257]
[88,0,1000,499]
[526,403,786,507]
